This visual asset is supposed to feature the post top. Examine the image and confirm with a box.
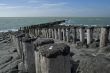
[23,37,36,42]
[13,31,24,37]
[16,33,25,38]
[34,38,54,47]
[86,27,94,29]
[39,43,70,58]
[22,34,37,42]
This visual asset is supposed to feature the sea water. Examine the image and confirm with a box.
[0,17,110,32]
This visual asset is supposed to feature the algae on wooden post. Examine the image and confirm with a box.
[35,43,71,73]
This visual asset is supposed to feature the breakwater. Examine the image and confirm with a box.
[20,22,110,48]
[10,20,110,73]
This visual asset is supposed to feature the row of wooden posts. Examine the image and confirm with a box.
[10,23,110,73]
[21,25,110,48]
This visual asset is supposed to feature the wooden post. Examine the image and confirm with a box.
[34,38,54,73]
[54,28,58,39]
[45,28,48,38]
[44,28,47,38]
[11,32,24,58]
[12,34,21,57]
[87,27,93,44]
[35,43,71,73]
[35,29,38,37]
[100,27,109,47]
[22,36,36,73]
[73,27,77,44]
[58,28,62,40]
[79,27,85,43]
[16,33,25,59]
[42,28,45,37]
[48,28,51,38]
[46,28,49,38]
[32,28,35,37]
[37,28,41,37]
[66,28,70,42]
[51,28,55,39]
[62,28,66,41]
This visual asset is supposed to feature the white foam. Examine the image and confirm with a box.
[107,25,110,26]
[0,29,18,32]
[91,25,97,27]
[84,25,88,26]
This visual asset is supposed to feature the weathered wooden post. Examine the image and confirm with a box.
[33,38,54,73]
[16,33,25,59]
[73,27,77,44]
[45,28,48,38]
[87,27,93,44]
[11,33,21,57]
[66,28,70,42]
[28,28,33,37]
[35,28,37,37]
[46,28,49,38]
[35,43,71,73]
[37,28,40,36]
[54,28,58,39]
[22,36,36,73]
[48,28,51,38]
[28,27,31,36]
[35,28,38,37]
[62,28,66,41]
[22,27,26,34]
[26,26,30,34]
[58,28,62,40]
[39,28,43,37]
[32,28,35,37]
[100,27,109,47]
[41,28,45,37]
[31,28,35,37]
[51,28,55,39]
[44,28,46,38]
[50,28,53,38]
[11,32,24,58]
[79,27,85,43]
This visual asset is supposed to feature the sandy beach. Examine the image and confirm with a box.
[0,32,21,73]
[0,29,110,73]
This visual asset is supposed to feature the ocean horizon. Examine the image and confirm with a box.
[0,17,110,32]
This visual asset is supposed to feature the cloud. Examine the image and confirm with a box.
[33,2,67,9]
[0,3,8,6]
[41,2,67,7]
[0,5,27,9]
[27,0,46,3]
[0,2,67,9]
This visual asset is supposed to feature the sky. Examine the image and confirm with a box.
[0,0,110,17]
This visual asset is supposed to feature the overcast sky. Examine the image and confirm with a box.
[0,0,110,17]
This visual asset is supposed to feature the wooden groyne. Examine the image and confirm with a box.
[20,24,110,48]
[9,20,110,73]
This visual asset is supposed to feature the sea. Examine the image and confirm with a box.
[0,17,110,32]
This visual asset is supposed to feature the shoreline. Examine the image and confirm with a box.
[0,29,18,33]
